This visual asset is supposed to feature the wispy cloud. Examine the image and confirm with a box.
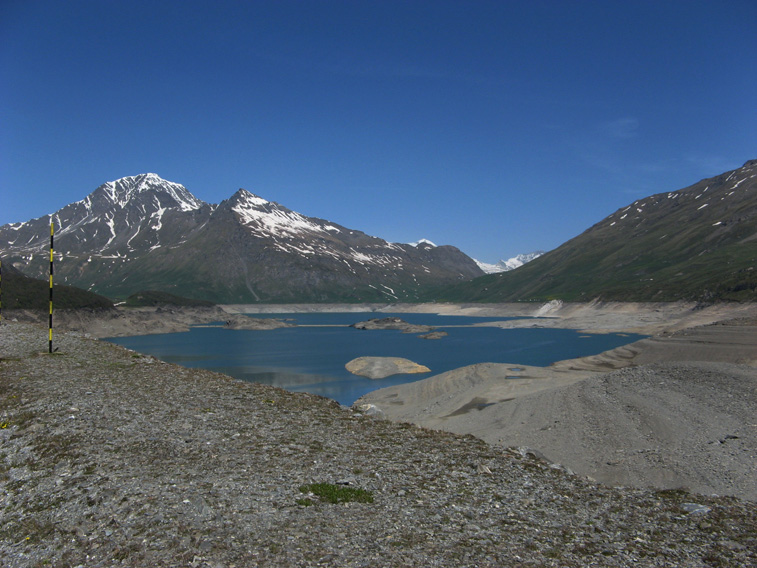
[598,117,639,139]
[683,153,742,178]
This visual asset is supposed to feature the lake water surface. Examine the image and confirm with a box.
[107,313,644,405]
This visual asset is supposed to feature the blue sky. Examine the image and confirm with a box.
[2,0,755,263]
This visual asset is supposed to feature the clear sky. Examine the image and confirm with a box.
[2,0,755,263]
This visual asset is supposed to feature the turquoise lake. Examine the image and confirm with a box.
[107,313,644,406]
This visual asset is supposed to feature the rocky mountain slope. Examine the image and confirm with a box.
[0,174,482,303]
[440,160,757,302]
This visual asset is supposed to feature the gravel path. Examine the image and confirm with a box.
[2,322,756,567]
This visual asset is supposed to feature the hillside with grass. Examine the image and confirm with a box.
[435,160,757,303]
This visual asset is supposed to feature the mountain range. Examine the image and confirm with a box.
[2,160,755,306]
[437,160,757,303]
[0,174,483,303]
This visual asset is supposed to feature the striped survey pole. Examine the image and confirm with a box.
[49,222,54,353]
[0,258,3,324]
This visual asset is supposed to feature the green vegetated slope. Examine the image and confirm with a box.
[0,260,113,310]
[436,160,757,303]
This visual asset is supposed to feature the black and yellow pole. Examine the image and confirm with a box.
[49,222,54,353]
[0,258,3,324]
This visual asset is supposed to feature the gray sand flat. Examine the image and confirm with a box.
[359,312,757,501]
[478,361,756,501]
[373,361,757,501]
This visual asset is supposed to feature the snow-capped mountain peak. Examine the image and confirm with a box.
[231,188,270,209]
[0,174,484,302]
[0,173,212,260]
[98,173,205,212]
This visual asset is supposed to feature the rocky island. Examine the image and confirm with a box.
[350,317,436,334]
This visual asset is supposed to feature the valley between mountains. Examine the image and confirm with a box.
[1,159,754,306]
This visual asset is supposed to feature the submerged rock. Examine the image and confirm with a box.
[420,331,448,340]
[345,356,431,379]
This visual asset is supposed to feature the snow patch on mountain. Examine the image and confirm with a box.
[231,189,342,239]
[409,239,437,248]
[601,159,756,233]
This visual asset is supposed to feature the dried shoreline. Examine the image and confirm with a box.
[6,299,756,338]
[1,319,756,567]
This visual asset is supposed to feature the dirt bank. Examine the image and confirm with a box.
[2,306,292,338]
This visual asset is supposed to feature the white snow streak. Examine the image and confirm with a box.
[104,217,117,247]
[730,178,747,190]
[126,224,142,249]
[151,207,167,231]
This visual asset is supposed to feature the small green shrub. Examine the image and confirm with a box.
[299,483,373,504]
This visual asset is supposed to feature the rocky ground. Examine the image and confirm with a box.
[4,307,294,338]
[2,321,756,567]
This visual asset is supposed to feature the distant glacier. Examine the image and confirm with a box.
[475,251,544,274]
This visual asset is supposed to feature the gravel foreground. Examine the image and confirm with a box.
[1,322,756,567]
